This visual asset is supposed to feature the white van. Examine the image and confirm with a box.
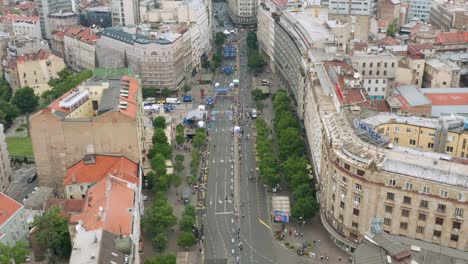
[165,98,181,104]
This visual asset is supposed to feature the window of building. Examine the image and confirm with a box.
[450,234,459,242]
[440,190,448,198]
[463,139,466,149]
[420,200,429,208]
[405,183,413,190]
[350,232,358,240]
[384,218,392,225]
[362,62,366,68]
[385,205,393,213]
[376,73,380,78]
[455,208,464,217]
[354,196,361,204]
[339,214,344,222]
[384,70,387,76]
[388,179,396,186]
[400,222,408,230]
[452,221,461,229]
[406,128,411,133]
[422,186,431,194]
[427,142,434,149]
[395,127,400,132]
[344,163,350,170]
[394,137,399,143]
[368,79,371,84]
[370,62,373,67]
[353,208,360,216]
[391,62,395,68]
[369,70,373,75]
[387,192,395,201]
[435,217,444,225]
[446,146,453,152]
[458,193,464,202]
[403,196,411,204]
[433,230,442,238]
[356,170,365,177]
[332,193,335,201]
[342,177,348,184]
[375,87,378,92]
[355,183,362,191]
[340,201,345,209]
[418,213,427,221]
[416,226,425,234]
[352,222,359,229]
[443,81,447,85]
[401,209,410,217]
[384,62,388,67]
[437,204,446,213]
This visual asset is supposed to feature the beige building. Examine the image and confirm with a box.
[63,26,100,71]
[29,75,145,194]
[423,58,461,88]
[378,0,400,25]
[0,124,12,192]
[325,20,352,53]
[257,4,468,253]
[227,0,258,26]
[7,49,66,95]
[396,44,434,88]
[96,25,186,91]
[429,1,468,31]
[111,0,139,26]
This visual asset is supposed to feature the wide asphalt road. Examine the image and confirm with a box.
[203,29,277,264]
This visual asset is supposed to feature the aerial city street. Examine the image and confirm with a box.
[0,0,467,263]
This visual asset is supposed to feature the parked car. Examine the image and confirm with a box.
[28,173,37,183]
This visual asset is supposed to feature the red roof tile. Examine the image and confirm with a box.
[45,198,84,219]
[2,13,39,23]
[69,176,136,235]
[424,93,468,106]
[0,193,23,226]
[64,26,100,45]
[119,76,139,118]
[16,49,50,63]
[64,155,139,186]
[380,36,400,46]
[435,32,468,44]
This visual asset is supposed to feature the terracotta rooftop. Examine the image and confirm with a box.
[45,198,84,219]
[64,26,100,45]
[435,31,468,44]
[424,93,468,106]
[2,13,39,23]
[53,31,65,38]
[64,155,139,186]
[16,49,50,63]
[69,176,136,236]
[380,36,400,46]
[0,193,23,227]
[17,1,37,9]
[119,76,139,118]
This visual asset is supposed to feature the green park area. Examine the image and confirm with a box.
[6,136,33,157]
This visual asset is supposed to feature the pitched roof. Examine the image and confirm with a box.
[69,176,136,236]
[64,155,139,186]
[0,193,23,227]
[380,36,400,46]
[2,13,39,23]
[64,26,100,45]
[435,31,468,44]
[45,198,84,219]
[16,49,50,63]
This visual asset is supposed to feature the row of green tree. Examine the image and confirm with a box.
[272,90,319,220]
[246,31,265,72]
[143,117,179,252]
[177,205,197,248]
[144,253,176,264]
[255,118,280,187]
[189,128,206,185]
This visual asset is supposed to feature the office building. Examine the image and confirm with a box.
[429,1,468,31]
[405,0,432,22]
[110,0,139,26]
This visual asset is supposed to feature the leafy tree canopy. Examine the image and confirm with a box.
[12,86,39,114]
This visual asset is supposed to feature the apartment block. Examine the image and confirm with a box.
[377,0,400,25]
[1,14,41,38]
[405,0,432,22]
[0,193,28,246]
[329,0,376,16]
[0,124,12,192]
[351,52,398,100]
[29,74,145,194]
[63,26,100,71]
[96,25,187,91]
[111,0,139,26]
[64,154,138,199]
[5,49,66,95]
[38,0,74,39]
[227,0,258,26]
[423,58,460,88]
[433,31,468,53]
[47,11,79,38]
[429,1,468,31]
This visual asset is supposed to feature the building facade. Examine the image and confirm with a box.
[2,14,41,39]
[47,11,79,37]
[29,75,145,194]
[0,193,29,246]
[38,0,74,39]
[96,26,186,91]
[0,124,12,192]
[6,49,66,95]
[329,0,376,16]
[63,26,100,71]
[429,1,468,31]
[423,58,460,88]
[351,53,398,100]
[257,4,468,253]
[405,0,432,22]
[80,6,112,28]
[377,0,400,25]
[111,0,139,26]
[227,0,258,26]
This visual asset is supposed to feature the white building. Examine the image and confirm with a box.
[63,27,100,71]
[139,0,211,54]
[227,0,258,26]
[0,124,12,192]
[111,0,139,26]
[38,0,74,39]
[328,0,376,16]
[2,14,41,39]
[352,52,398,100]
[0,193,29,246]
